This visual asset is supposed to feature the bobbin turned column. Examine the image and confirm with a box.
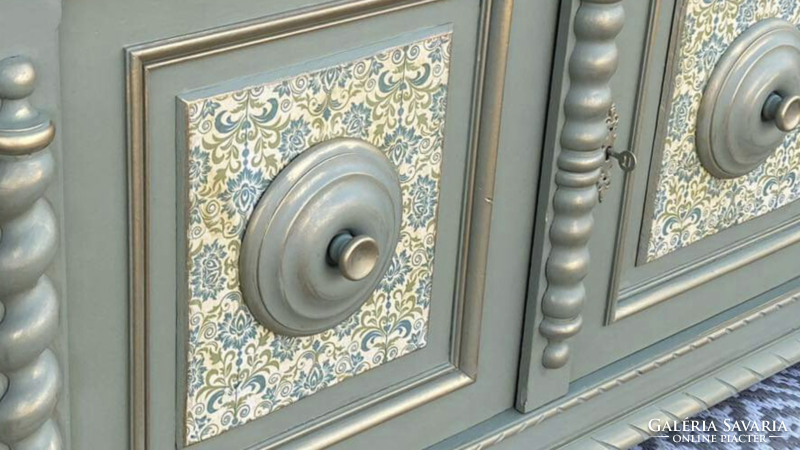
[0,56,63,450]
[538,0,625,369]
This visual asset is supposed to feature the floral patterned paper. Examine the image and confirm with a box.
[182,33,451,444]
[646,0,800,261]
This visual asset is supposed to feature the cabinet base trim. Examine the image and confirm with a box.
[453,287,800,450]
[561,330,800,450]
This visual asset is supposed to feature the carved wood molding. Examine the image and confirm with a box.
[458,288,800,449]
[561,330,800,449]
[539,0,625,369]
[0,56,63,448]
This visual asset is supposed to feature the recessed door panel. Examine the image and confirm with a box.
[123,1,520,449]
[178,32,451,445]
[567,0,800,379]
[517,1,800,404]
[643,2,800,263]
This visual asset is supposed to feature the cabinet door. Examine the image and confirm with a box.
[51,0,555,449]
[519,0,800,410]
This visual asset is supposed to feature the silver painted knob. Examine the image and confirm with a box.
[696,19,800,179]
[762,92,800,132]
[240,138,401,336]
[329,233,379,281]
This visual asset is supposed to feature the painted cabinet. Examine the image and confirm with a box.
[1,0,800,449]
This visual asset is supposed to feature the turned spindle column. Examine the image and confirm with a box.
[0,56,63,449]
[538,0,624,369]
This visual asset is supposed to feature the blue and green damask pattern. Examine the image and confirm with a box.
[183,33,452,444]
[647,0,800,261]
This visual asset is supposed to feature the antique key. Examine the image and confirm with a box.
[607,148,637,173]
[597,104,637,203]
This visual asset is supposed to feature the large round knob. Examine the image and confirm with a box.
[328,233,379,281]
[239,138,401,336]
[762,92,800,133]
[696,19,800,179]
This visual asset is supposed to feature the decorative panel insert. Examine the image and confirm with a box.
[182,32,451,444]
[645,1,800,261]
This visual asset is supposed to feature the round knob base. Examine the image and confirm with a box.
[696,19,800,179]
[239,138,401,336]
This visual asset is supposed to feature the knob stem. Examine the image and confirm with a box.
[328,233,379,281]
[763,92,800,132]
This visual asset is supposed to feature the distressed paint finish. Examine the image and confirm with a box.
[646,0,800,261]
[539,0,624,369]
[0,57,63,449]
[183,33,451,443]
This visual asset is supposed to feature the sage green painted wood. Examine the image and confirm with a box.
[518,0,628,410]
[562,0,662,380]
[559,331,800,450]
[624,1,800,283]
[52,0,800,448]
[515,0,577,411]
[435,279,800,449]
[158,23,444,450]
[0,57,63,450]
[564,0,800,381]
[0,2,72,449]
[152,16,480,450]
[61,1,339,446]
[342,0,554,445]
[57,0,551,448]
[536,0,624,371]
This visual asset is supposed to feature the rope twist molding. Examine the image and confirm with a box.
[0,56,63,449]
[539,0,625,369]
